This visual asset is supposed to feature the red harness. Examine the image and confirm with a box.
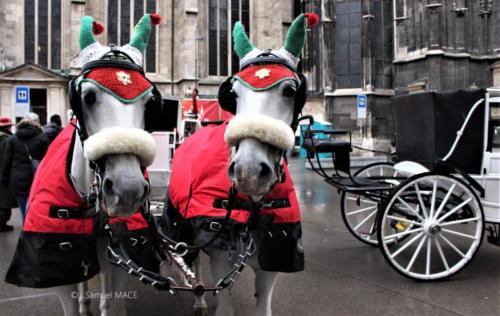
[24,122,148,233]
[169,123,301,224]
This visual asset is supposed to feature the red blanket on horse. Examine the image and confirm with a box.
[167,123,304,272]
[5,123,158,288]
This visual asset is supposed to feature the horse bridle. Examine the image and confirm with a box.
[217,51,308,131]
[68,50,163,142]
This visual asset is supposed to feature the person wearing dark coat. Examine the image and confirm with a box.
[1,114,49,222]
[0,117,17,231]
[43,114,62,143]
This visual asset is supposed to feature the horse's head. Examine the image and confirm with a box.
[220,13,318,200]
[71,14,162,217]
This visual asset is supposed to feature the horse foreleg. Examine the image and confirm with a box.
[193,253,208,315]
[99,271,127,316]
[250,257,278,316]
[209,250,234,316]
[55,284,80,316]
[77,281,92,316]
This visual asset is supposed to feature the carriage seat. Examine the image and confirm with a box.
[302,138,351,154]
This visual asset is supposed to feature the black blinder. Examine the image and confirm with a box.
[144,86,168,132]
[217,76,237,114]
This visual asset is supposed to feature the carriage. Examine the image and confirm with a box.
[301,87,500,281]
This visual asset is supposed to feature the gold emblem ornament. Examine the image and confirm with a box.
[116,71,132,85]
[254,68,271,79]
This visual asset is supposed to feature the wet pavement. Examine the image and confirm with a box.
[1,158,500,315]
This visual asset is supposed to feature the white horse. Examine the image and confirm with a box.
[57,15,162,316]
[4,15,161,316]
[166,13,317,316]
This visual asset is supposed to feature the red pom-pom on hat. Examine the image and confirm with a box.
[150,13,161,25]
[304,12,319,27]
[92,21,104,35]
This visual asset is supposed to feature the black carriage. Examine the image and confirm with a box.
[301,88,500,280]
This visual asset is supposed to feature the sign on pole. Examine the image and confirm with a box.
[15,86,30,117]
[357,94,366,119]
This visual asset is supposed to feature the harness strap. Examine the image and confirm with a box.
[212,198,290,211]
[48,205,96,219]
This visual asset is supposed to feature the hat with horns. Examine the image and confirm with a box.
[79,13,161,67]
[233,12,319,69]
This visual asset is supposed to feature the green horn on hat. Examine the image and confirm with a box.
[283,14,307,57]
[283,13,319,57]
[233,22,254,59]
[80,16,103,51]
[130,13,161,52]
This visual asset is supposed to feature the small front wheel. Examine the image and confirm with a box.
[341,162,399,246]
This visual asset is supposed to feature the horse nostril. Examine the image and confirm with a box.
[259,163,272,179]
[228,161,236,177]
[103,178,114,196]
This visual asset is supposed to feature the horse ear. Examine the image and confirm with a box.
[129,13,161,52]
[283,13,319,58]
[80,16,104,51]
[233,22,254,59]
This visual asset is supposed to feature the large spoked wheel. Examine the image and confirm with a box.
[341,162,400,246]
[377,172,484,281]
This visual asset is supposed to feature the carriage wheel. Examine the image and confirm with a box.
[377,173,484,281]
[341,162,400,246]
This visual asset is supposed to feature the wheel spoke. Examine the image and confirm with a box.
[354,210,377,230]
[414,183,429,219]
[441,228,477,240]
[439,234,466,258]
[426,237,431,276]
[397,196,424,221]
[406,235,427,272]
[346,197,378,205]
[433,183,456,220]
[429,180,438,219]
[440,217,480,227]
[385,215,422,226]
[347,205,377,216]
[384,227,423,240]
[390,232,424,259]
[437,198,473,223]
[434,238,449,270]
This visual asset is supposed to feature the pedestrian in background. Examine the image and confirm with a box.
[1,113,49,222]
[43,114,62,144]
[0,117,17,231]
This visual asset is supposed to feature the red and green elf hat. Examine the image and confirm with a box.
[233,12,319,69]
[79,13,161,67]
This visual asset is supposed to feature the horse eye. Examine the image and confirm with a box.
[83,91,96,105]
[283,86,296,97]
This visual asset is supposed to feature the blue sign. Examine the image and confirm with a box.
[15,86,30,104]
[357,95,367,119]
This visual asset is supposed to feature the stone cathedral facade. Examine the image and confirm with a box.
[0,0,499,149]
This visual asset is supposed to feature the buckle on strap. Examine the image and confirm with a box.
[209,221,222,232]
[59,242,73,250]
[57,209,69,219]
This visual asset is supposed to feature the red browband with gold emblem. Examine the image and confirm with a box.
[233,64,299,91]
[81,67,153,103]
